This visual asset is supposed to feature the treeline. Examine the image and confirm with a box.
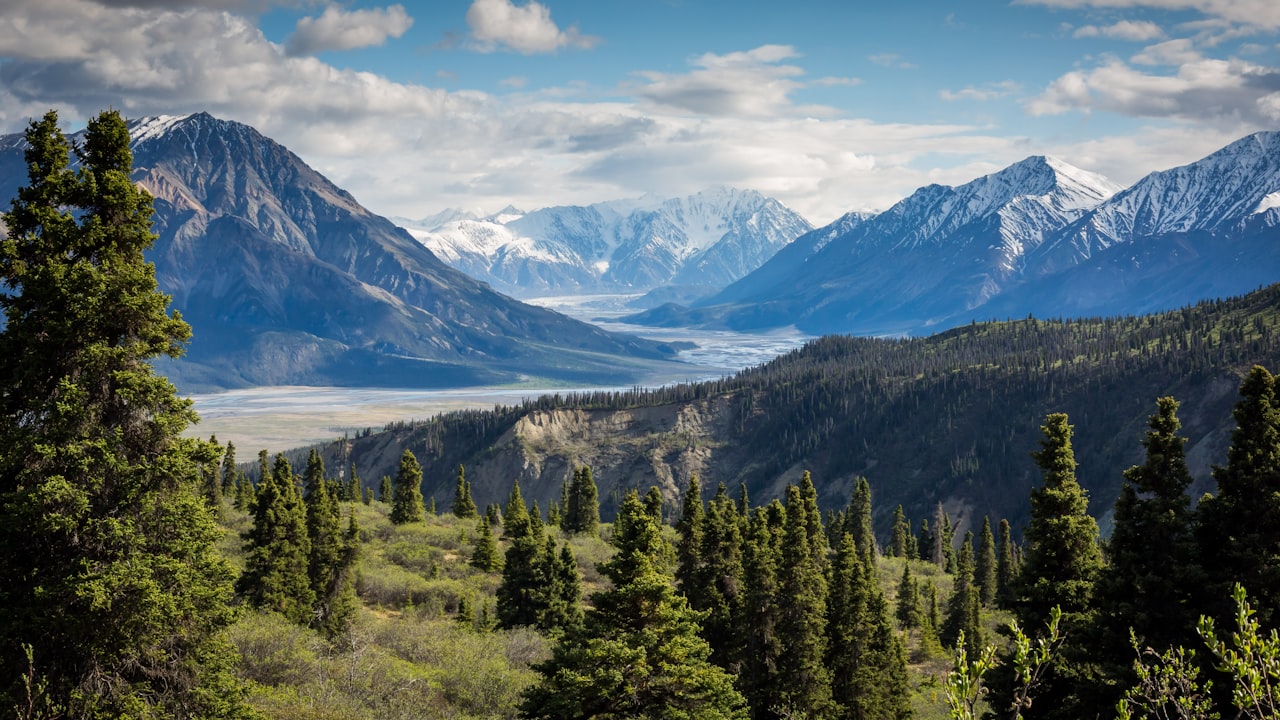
[326,283,1280,532]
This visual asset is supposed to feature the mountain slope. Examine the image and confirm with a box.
[407,188,812,297]
[0,113,682,390]
[312,283,1280,540]
[629,155,1120,333]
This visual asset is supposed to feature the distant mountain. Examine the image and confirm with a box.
[0,113,682,391]
[629,155,1122,334]
[404,187,813,297]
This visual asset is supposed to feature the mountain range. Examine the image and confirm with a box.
[626,132,1280,335]
[0,113,684,391]
[398,187,812,298]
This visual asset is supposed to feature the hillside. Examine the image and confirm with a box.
[0,113,685,391]
[293,283,1280,539]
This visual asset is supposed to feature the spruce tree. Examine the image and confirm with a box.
[676,473,705,599]
[775,484,833,717]
[378,475,391,503]
[698,483,745,670]
[799,470,830,565]
[942,531,982,657]
[304,449,352,636]
[563,465,600,536]
[239,454,315,625]
[1198,367,1280,625]
[390,449,425,525]
[534,536,583,637]
[346,461,360,503]
[200,435,225,513]
[643,485,664,521]
[471,516,502,572]
[221,439,239,496]
[740,505,785,717]
[890,504,911,558]
[897,561,923,629]
[0,108,246,718]
[1092,396,1200,713]
[849,476,876,560]
[996,518,1018,609]
[519,490,747,719]
[497,481,546,628]
[452,463,478,518]
[975,515,998,608]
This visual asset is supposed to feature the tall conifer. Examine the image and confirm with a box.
[389,449,425,525]
[775,484,833,716]
[239,454,314,625]
[452,463,478,518]
[975,515,998,607]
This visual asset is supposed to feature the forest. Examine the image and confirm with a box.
[3,109,1280,720]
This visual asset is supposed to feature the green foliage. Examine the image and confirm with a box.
[1198,583,1280,720]
[975,517,998,609]
[519,490,748,719]
[675,473,704,599]
[240,454,315,625]
[562,465,600,536]
[697,483,746,670]
[739,504,786,716]
[891,504,912,559]
[470,516,502,572]
[0,109,247,718]
[1115,637,1217,720]
[775,484,834,716]
[389,449,425,525]
[943,533,982,658]
[452,463,478,519]
[996,519,1018,610]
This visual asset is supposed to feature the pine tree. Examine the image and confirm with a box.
[452,463,478,518]
[534,536,583,637]
[942,532,982,657]
[676,473,705,599]
[740,504,785,717]
[1198,367,1280,625]
[0,109,246,718]
[239,454,315,625]
[890,504,911,558]
[849,476,875,561]
[698,483,745,670]
[389,449,425,525]
[497,481,546,628]
[975,515,998,608]
[996,518,1018,609]
[1092,396,1201,713]
[200,434,225,513]
[519,490,747,719]
[378,475,391,503]
[346,461,360,504]
[774,484,834,716]
[471,516,502,572]
[897,561,923,629]
[932,504,947,567]
[799,470,830,565]
[304,449,351,636]
[643,485,664,521]
[234,473,253,511]
[221,440,239,496]
[563,465,600,536]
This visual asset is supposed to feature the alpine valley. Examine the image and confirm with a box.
[626,132,1280,336]
[0,113,689,392]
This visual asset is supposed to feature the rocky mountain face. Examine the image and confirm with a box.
[0,113,682,391]
[402,187,812,297]
[631,133,1280,335]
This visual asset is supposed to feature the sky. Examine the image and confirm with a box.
[0,0,1278,225]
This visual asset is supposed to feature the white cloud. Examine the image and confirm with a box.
[465,0,598,55]
[630,45,809,118]
[1131,38,1201,65]
[1019,0,1280,30]
[1027,54,1280,128]
[285,4,414,57]
[1073,20,1164,41]
[868,53,917,69]
[940,80,1020,101]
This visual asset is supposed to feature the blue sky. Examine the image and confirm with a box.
[1,0,1278,223]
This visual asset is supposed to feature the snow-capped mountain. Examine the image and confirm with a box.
[0,112,679,390]
[405,187,812,297]
[641,154,1121,334]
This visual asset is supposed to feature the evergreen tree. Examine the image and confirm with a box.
[534,536,583,637]
[1092,396,1201,713]
[452,463,478,518]
[497,481,546,629]
[740,504,785,718]
[0,109,247,718]
[563,465,600,536]
[849,476,876,561]
[519,491,747,719]
[897,561,923,630]
[799,470,830,565]
[1198,367,1280,625]
[932,504,947,567]
[221,440,239,496]
[471,516,501,572]
[975,515,998,608]
[304,449,352,636]
[346,461,360,503]
[942,532,982,657]
[643,485,664,521]
[378,475,391,503]
[389,449,425,525]
[890,504,911,558]
[698,483,745,671]
[774,484,833,717]
[239,454,315,625]
[676,473,705,599]
[427,495,436,515]
[1003,412,1104,720]
[200,435,225,513]
[258,449,270,488]
[996,518,1018,609]
[234,473,253,511]
[918,518,933,566]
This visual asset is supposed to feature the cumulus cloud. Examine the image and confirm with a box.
[285,4,414,57]
[465,0,598,54]
[1073,20,1164,41]
[1027,54,1280,127]
[630,45,810,118]
[1019,0,1280,30]
[940,80,1020,101]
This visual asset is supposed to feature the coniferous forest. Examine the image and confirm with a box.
[4,111,1280,720]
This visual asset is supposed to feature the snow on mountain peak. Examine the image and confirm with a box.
[128,114,195,145]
